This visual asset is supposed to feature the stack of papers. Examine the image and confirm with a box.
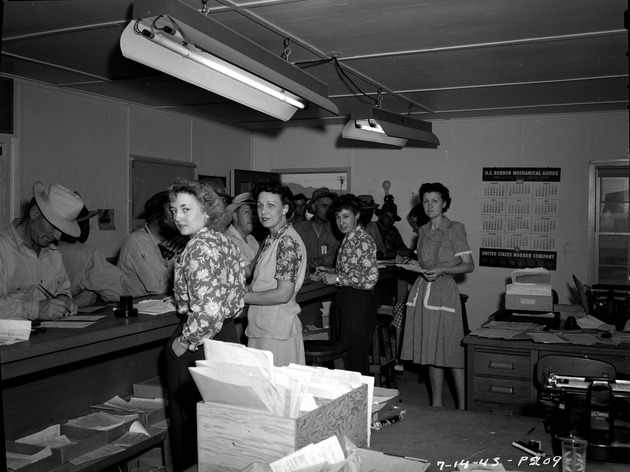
[506,267,552,295]
[190,340,366,419]
[135,298,176,315]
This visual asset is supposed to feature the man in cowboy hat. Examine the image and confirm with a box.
[294,187,341,271]
[224,192,260,280]
[118,191,187,297]
[357,195,387,259]
[58,200,127,306]
[0,181,83,319]
[375,197,413,260]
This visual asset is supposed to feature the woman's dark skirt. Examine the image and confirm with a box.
[331,287,377,375]
[165,317,238,472]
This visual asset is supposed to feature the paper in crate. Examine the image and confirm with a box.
[193,340,370,472]
[506,267,553,312]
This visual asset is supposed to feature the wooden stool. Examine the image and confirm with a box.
[304,340,347,369]
[369,315,397,388]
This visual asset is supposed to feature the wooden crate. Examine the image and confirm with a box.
[197,384,368,472]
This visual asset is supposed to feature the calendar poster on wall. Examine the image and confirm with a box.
[479,167,560,270]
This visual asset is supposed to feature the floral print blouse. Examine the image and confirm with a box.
[261,223,303,283]
[336,226,379,290]
[175,226,245,350]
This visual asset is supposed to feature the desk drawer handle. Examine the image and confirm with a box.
[488,361,514,370]
[489,385,514,395]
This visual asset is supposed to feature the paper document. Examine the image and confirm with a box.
[396,264,427,273]
[40,321,95,328]
[135,299,176,315]
[0,320,31,345]
[470,327,527,339]
[527,332,569,344]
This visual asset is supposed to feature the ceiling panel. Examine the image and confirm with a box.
[1,0,627,129]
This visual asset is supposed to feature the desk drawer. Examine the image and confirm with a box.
[474,350,530,379]
[473,376,531,404]
[472,400,528,416]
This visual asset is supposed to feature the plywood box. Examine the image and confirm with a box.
[197,384,368,472]
[505,293,553,312]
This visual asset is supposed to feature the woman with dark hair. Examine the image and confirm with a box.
[400,182,474,409]
[314,194,379,374]
[165,178,246,472]
[245,179,308,366]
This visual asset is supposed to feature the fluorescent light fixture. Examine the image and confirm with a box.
[342,119,408,147]
[121,0,338,121]
[371,107,440,147]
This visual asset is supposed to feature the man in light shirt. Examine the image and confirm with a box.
[117,191,187,296]
[0,181,82,320]
[224,192,260,281]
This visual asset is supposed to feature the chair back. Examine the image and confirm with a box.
[572,274,591,315]
[536,355,615,388]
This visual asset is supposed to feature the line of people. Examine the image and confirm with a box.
[0,178,473,471]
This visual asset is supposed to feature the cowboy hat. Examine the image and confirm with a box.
[308,187,338,211]
[226,192,256,214]
[357,194,379,209]
[33,181,84,237]
[375,202,401,221]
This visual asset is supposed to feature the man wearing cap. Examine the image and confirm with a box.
[375,197,413,260]
[294,187,341,271]
[358,195,387,259]
[117,191,187,297]
[0,181,82,320]
[58,203,126,306]
[224,192,260,280]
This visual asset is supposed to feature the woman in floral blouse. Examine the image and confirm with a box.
[245,180,307,367]
[315,194,379,374]
[165,178,246,472]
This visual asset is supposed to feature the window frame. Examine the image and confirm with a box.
[588,159,629,285]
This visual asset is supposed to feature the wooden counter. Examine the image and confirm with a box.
[1,308,181,439]
[1,266,403,442]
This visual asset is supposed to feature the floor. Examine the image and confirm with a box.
[185,363,627,472]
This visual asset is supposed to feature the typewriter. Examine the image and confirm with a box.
[539,371,630,462]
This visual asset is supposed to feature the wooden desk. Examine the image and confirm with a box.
[1,309,180,439]
[463,333,630,416]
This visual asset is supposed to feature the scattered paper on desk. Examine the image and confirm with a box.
[63,314,107,321]
[528,332,569,344]
[485,321,541,331]
[135,298,176,315]
[470,327,526,339]
[77,305,106,313]
[40,320,95,328]
[560,333,601,345]
[0,320,31,344]
[577,315,616,332]
[16,424,70,448]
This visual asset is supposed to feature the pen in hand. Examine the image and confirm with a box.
[38,284,55,299]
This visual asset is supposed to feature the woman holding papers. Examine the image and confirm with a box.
[400,183,474,410]
[165,179,246,472]
[245,180,308,367]
[314,194,379,375]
